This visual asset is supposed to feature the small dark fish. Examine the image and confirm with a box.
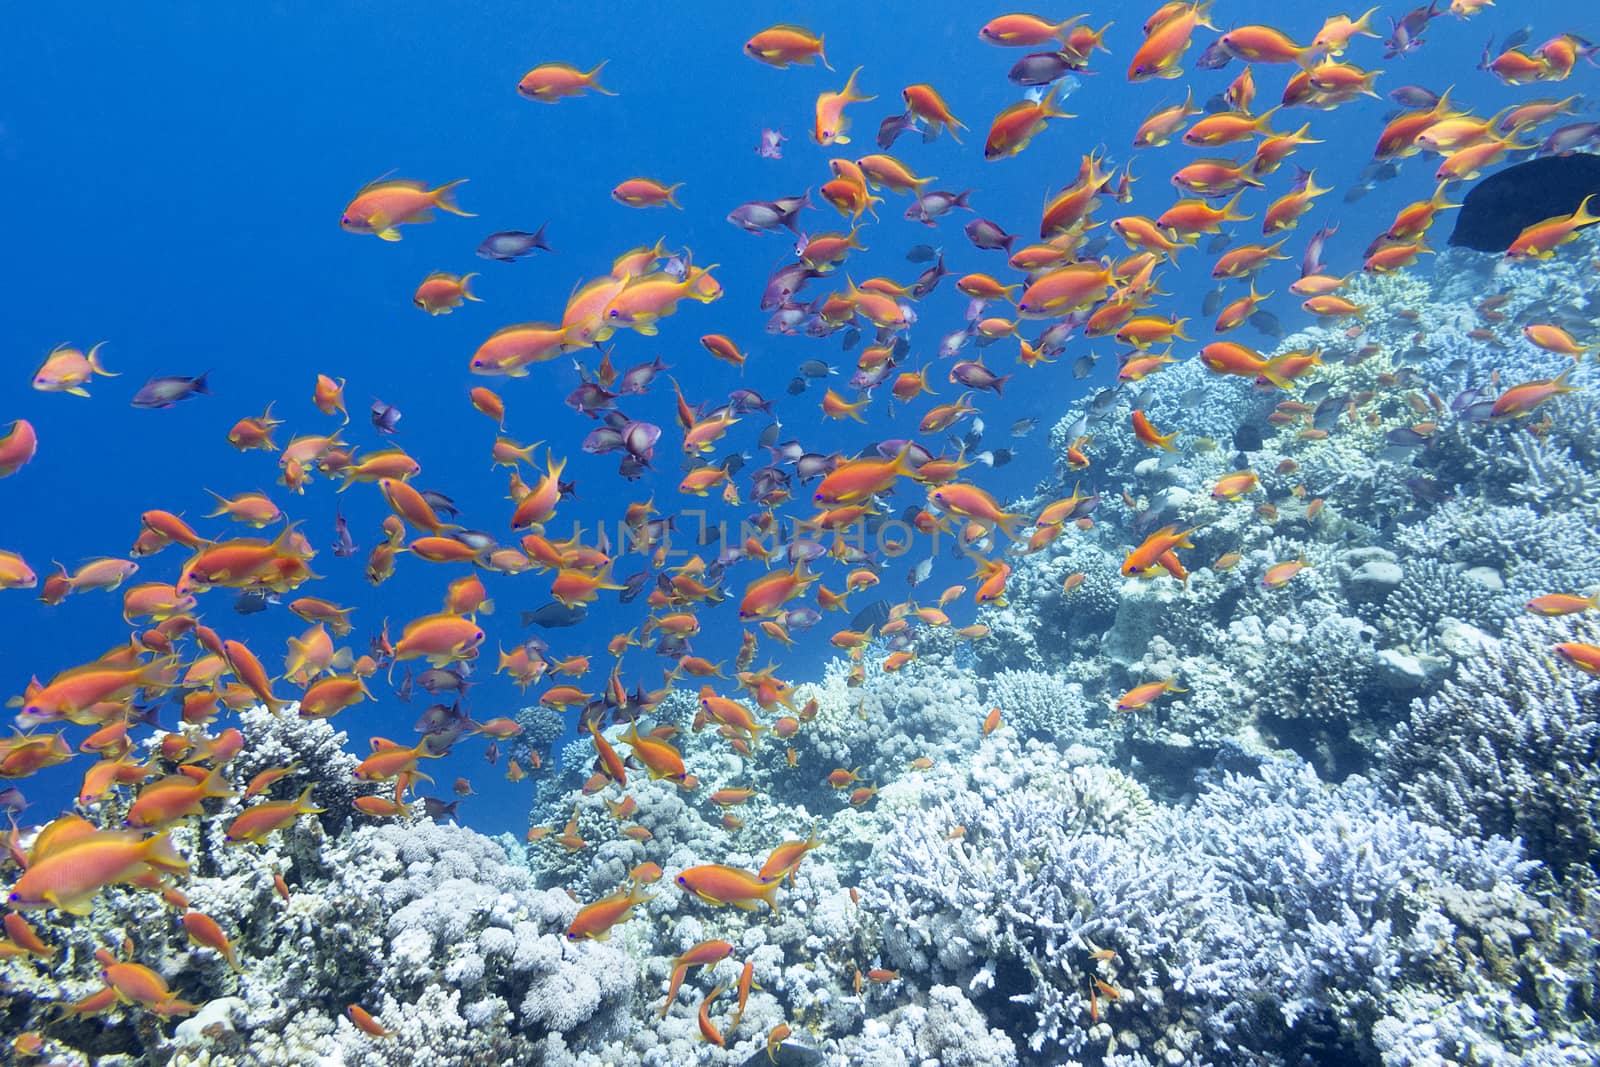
[1503,25,1532,51]
[618,571,651,603]
[131,372,210,409]
[566,382,618,418]
[905,244,938,263]
[851,600,892,633]
[951,360,1010,394]
[1195,39,1234,70]
[1406,476,1455,504]
[1080,235,1110,258]
[417,667,470,694]
[484,741,499,766]
[878,111,922,150]
[728,389,774,415]
[1249,310,1285,339]
[1313,396,1346,431]
[422,797,461,820]
[1010,417,1037,437]
[908,558,933,586]
[1008,51,1084,86]
[798,359,835,379]
[987,448,1013,468]
[233,589,273,615]
[370,398,402,435]
[618,356,669,395]
[964,218,1016,253]
[396,667,413,703]
[786,376,808,396]
[419,489,458,519]
[1202,287,1226,316]
[1202,92,1232,115]
[1386,427,1430,448]
[583,426,625,454]
[840,328,863,353]
[1091,388,1119,414]
[796,453,833,482]
[521,601,587,628]
[1206,232,1233,254]
[333,504,357,558]
[1303,381,1332,404]
[476,225,552,262]
[783,606,822,631]
[912,254,950,299]
[1302,221,1339,277]
[0,786,26,815]
[1388,85,1440,108]
[762,262,817,310]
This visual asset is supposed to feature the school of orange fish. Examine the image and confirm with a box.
[2,2,1600,1053]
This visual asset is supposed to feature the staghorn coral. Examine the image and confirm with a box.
[1377,613,1600,874]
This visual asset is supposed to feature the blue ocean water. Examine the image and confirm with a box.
[2,1,1545,837]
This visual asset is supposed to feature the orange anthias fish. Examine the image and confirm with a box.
[516,61,615,102]
[814,66,874,146]
[565,883,654,940]
[985,83,1073,160]
[33,343,116,396]
[1490,367,1577,418]
[745,24,830,69]
[340,177,473,241]
[9,827,188,914]
[1505,194,1600,259]
[1117,677,1187,712]
[676,864,783,915]
[1122,525,1200,578]
[1131,409,1180,451]
[413,272,481,315]
[1128,2,1214,81]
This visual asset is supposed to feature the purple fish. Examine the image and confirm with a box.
[1195,40,1234,70]
[782,606,822,631]
[905,189,973,226]
[1541,122,1600,156]
[419,489,458,518]
[756,127,787,159]
[622,420,661,461]
[964,218,1016,253]
[912,254,950,299]
[1387,85,1441,108]
[938,326,975,360]
[332,503,357,558]
[0,786,26,815]
[875,439,934,466]
[477,224,552,262]
[851,364,893,391]
[131,372,210,409]
[618,355,669,395]
[1008,51,1085,86]
[767,302,810,335]
[727,191,811,235]
[566,382,617,418]
[581,427,623,455]
[1302,221,1338,277]
[396,667,414,703]
[950,360,1011,395]
[877,111,922,150]
[370,398,402,434]
[762,261,818,310]
[728,388,774,415]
